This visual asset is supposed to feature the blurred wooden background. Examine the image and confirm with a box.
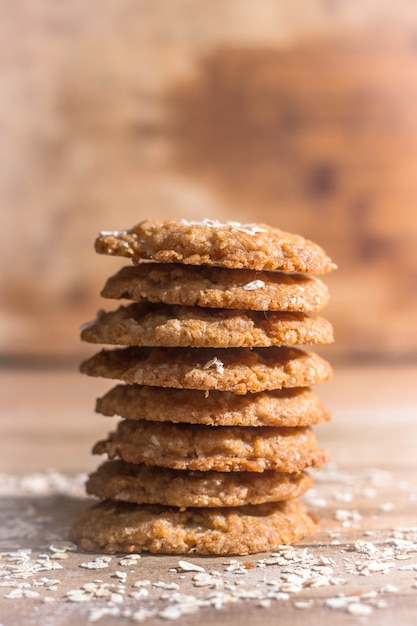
[1,0,417,362]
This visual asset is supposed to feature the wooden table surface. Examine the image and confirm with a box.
[1,362,417,625]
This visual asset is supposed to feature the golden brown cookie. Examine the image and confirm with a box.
[87,461,314,507]
[95,219,336,273]
[80,346,333,394]
[81,303,334,349]
[92,420,327,473]
[70,498,315,555]
[96,384,330,427]
[101,264,330,312]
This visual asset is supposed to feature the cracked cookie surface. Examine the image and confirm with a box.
[95,219,336,273]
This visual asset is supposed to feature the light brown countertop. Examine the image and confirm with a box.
[1,362,417,625]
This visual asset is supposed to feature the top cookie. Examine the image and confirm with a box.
[95,219,336,274]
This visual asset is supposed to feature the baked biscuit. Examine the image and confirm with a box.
[87,460,314,507]
[101,264,330,312]
[80,346,333,394]
[92,420,327,473]
[95,219,336,273]
[96,384,330,427]
[81,303,334,348]
[70,499,315,555]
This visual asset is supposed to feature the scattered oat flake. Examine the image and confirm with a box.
[119,554,141,566]
[158,600,201,620]
[379,503,394,512]
[4,589,39,598]
[396,554,412,560]
[153,581,180,590]
[354,540,379,556]
[242,279,265,291]
[224,561,247,573]
[80,558,111,570]
[375,599,388,609]
[207,590,238,610]
[335,509,362,522]
[202,357,224,374]
[358,561,395,574]
[131,608,157,622]
[192,572,219,588]
[88,606,121,622]
[49,543,76,553]
[65,589,93,603]
[133,579,151,588]
[99,230,127,237]
[129,588,149,600]
[294,600,314,609]
[50,552,68,560]
[178,560,205,573]
[43,596,55,603]
[325,596,357,609]
[347,603,373,616]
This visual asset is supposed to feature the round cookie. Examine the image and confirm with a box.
[95,219,336,273]
[96,384,330,427]
[81,303,334,348]
[87,461,314,507]
[80,346,333,394]
[70,499,316,555]
[92,420,327,473]
[101,264,330,312]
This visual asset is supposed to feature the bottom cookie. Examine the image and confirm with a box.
[70,499,315,555]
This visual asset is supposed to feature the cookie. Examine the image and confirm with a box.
[92,420,327,473]
[96,384,330,427]
[70,498,315,555]
[81,303,334,348]
[95,219,336,273]
[87,460,314,507]
[80,346,333,394]
[101,264,330,312]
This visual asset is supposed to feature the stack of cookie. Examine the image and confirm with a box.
[71,219,336,555]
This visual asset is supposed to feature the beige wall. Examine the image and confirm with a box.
[1,0,417,360]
